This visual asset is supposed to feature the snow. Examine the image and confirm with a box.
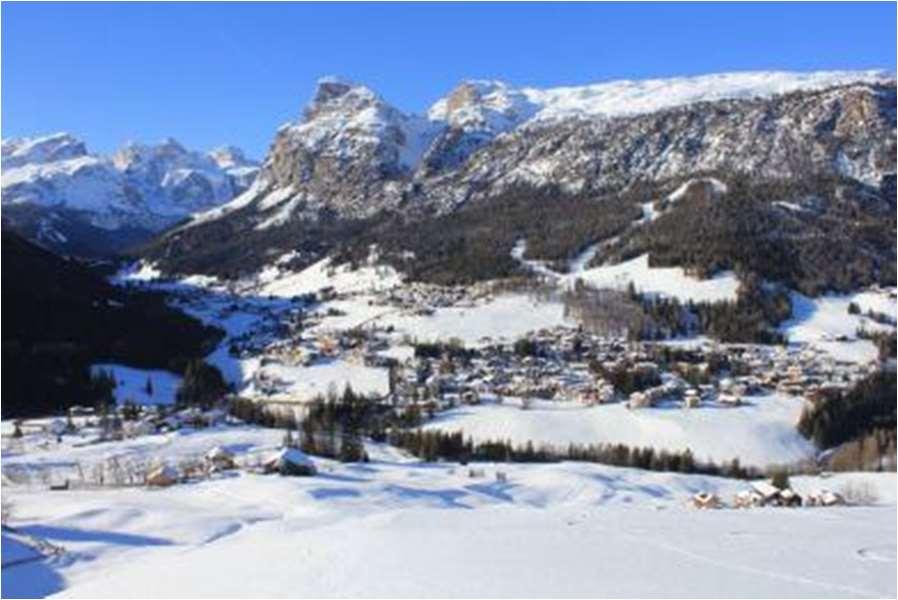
[575,254,740,303]
[254,256,402,298]
[514,240,740,304]
[1,422,894,598]
[780,289,896,363]
[2,133,258,230]
[427,70,892,140]
[667,176,728,202]
[247,359,390,402]
[91,364,182,406]
[520,70,892,123]
[425,393,814,468]
[377,294,572,346]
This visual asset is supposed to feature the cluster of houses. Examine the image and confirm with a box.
[146,444,317,488]
[366,325,877,413]
[371,282,490,314]
[692,481,847,510]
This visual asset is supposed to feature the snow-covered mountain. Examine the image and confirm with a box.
[145,69,894,278]
[1,133,259,256]
[199,69,895,220]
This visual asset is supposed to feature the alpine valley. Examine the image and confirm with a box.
[2,69,896,599]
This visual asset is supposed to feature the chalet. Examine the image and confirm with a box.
[691,491,722,509]
[263,448,317,476]
[717,393,742,407]
[146,465,178,487]
[805,490,844,507]
[205,446,237,471]
[628,391,652,409]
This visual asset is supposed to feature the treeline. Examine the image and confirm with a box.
[230,386,419,462]
[826,428,897,472]
[389,429,762,479]
[603,174,896,296]
[798,369,897,450]
[630,275,791,344]
[333,184,643,285]
[856,330,897,361]
[2,232,223,418]
[138,203,376,279]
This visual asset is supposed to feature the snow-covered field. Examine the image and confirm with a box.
[247,360,390,402]
[424,394,814,468]
[90,364,182,406]
[512,240,740,303]
[574,254,740,303]
[780,289,897,363]
[2,426,895,599]
[377,294,572,346]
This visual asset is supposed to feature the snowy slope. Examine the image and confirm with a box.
[91,364,183,406]
[513,240,740,303]
[518,69,893,122]
[425,394,813,468]
[1,422,893,598]
[427,70,893,136]
[780,289,897,363]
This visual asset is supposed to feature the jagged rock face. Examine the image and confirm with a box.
[252,78,433,222]
[430,83,897,210]
[199,72,895,230]
[1,134,258,256]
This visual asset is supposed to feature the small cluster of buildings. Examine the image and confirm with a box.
[371,282,490,314]
[692,481,846,510]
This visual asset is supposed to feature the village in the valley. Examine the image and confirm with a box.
[5,261,894,514]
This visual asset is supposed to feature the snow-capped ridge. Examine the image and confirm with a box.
[2,133,260,253]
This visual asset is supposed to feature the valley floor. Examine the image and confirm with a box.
[2,427,895,598]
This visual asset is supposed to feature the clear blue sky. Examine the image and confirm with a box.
[3,2,895,159]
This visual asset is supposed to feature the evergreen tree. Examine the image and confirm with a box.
[176,360,228,409]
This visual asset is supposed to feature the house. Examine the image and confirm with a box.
[691,491,722,509]
[205,446,237,471]
[779,488,803,507]
[750,481,782,505]
[806,490,845,507]
[718,393,742,407]
[146,465,179,487]
[733,490,765,508]
[263,447,317,476]
[628,391,651,409]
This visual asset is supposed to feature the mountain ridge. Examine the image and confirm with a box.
[139,69,895,283]
[1,133,260,256]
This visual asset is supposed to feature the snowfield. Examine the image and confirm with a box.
[780,289,897,363]
[424,394,815,468]
[512,240,740,303]
[574,254,740,303]
[1,426,894,598]
[246,360,390,403]
[377,294,572,346]
[90,364,182,406]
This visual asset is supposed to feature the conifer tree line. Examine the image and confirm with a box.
[797,369,897,452]
[388,429,763,479]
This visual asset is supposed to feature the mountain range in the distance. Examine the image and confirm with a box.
[2,68,895,282]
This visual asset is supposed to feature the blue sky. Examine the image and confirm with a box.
[2,2,895,158]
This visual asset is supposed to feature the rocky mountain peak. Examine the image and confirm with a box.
[209,146,257,170]
[2,132,89,169]
[429,80,536,134]
[303,76,384,121]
